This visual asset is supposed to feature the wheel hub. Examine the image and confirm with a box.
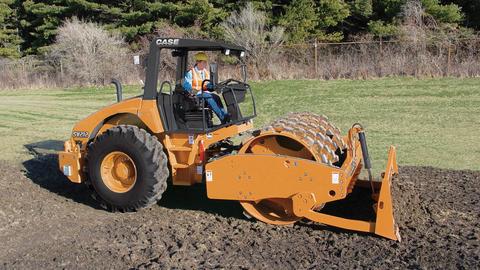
[101,151,137,193]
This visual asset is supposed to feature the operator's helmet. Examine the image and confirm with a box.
[194,52,208,62]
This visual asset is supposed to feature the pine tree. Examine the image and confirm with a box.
[18,0,123,54]
[351,0,373,17]
[0,0,22,58]
[315,0,350,41]
[421,0,462,24]
[278,0,318,43]
[6,0,476,55]
[343,0,374,34]
[371,0,463,25]
[443,0,480,29]
[17,0,227,53]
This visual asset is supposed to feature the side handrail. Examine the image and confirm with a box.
[246,84,257,117]
[223,81,257,120]
[159,81,174,130]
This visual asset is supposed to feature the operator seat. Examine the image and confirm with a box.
[171,84,213,130]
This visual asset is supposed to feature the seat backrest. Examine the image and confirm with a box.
[157,92,177,131]
[172,91,198,112]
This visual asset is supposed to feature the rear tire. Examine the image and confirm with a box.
[86,125,169,211]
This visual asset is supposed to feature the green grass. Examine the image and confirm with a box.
[0,78,479,175]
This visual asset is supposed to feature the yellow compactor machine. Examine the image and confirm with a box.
[59,38,400,241]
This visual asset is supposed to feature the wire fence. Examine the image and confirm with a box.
[1,39,480,89]
[247,38,480,80]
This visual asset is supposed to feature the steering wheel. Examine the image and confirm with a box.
[201,79,229,94]
[215,79,248,94]
[201,79,214,93]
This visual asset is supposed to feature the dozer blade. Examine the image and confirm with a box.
[370,146,400,241]
[294,146,401,241]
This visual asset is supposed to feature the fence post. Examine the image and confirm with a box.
[314,39,318,76]
[379,36,383,55]
[447,44,452,76]
[60,59,64,79]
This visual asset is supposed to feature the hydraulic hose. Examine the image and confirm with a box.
[353,123,375,194]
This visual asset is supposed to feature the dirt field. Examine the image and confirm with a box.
[1,154,479,269]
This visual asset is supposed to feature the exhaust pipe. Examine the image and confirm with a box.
[111,78,123,102]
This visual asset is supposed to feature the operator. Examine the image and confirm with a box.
[183,52,230,123]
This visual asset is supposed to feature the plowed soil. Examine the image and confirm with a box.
[0,154,478,269]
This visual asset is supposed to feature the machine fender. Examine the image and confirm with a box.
[70,98,164,150]
[95,113,148,139]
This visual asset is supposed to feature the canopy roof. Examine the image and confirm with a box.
[153,38,246,52]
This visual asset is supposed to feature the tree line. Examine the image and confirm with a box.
[0,0,478,59]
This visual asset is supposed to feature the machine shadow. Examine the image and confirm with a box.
[296,186,378,235]
[22,140,244,218]
[160,180,378,230]
[159,184,245,220]
[24,140,65,154]
[22,141,101,209]
[321,186,377,221]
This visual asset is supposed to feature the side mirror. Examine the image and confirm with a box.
[210,63,218,86]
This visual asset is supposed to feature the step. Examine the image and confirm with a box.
[170,146,192,152]
[172,163,189,169]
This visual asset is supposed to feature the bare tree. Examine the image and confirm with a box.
[221,3,284,76]
[51,18,133,85]
[399,0,432,44]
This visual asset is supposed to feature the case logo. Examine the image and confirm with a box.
[156,38,179,46]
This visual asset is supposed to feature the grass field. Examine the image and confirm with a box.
[0,77,479,175]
